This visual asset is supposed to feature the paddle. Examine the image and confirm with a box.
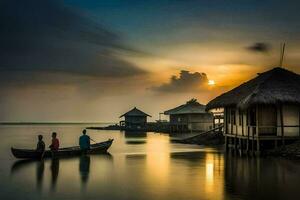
[90,137,97,143]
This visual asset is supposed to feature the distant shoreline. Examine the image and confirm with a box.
[0,122,116,125]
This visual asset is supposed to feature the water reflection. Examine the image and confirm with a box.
[36,160,44,190]
[124,131,147,145]
[146,133,170,188]
[79,155,90,187]
[170,151,224,199]
[50,158,59,191]
[5,128,300,200]
[124,131,147,138]
[224,155,300,200]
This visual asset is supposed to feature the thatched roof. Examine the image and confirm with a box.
[206,67,300,110]
[120,107,151,118]
[164,99,207,115]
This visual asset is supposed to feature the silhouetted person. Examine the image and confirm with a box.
[79,129,90,153]
[36,135,45,152]
[49,132,59,151]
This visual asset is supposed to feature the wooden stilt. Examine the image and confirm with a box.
[246,109,249,154]
[242,111,244,136]
[246,137,249,154]
[299,107,300,137]
[239,138,242,156]
[256,139,260,156]
[256,105,260,156]
[225,135,228,152]
[279,104,285,147]
[234,136,237,153]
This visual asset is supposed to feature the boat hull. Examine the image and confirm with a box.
[11,139,113,159]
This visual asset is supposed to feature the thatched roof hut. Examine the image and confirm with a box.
[119,107,151,131]
[164,99,213,133]
[207,67,300,153]
[164,99,207,115]
[120,107,151,118]
[206,67,300,110]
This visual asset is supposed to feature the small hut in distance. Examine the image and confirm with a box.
[119,107,151,131]
[164,99,214,133]
[206,67,300,154]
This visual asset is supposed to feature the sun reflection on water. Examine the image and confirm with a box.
[146,134,170,187]
[204,153,224,199]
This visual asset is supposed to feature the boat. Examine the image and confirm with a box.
[11,139,114,159]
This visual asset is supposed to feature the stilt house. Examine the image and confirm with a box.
[206,67,300,153]
[164,99,213,133]
[119,107,151,130]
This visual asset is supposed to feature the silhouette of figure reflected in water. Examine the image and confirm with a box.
[79,155,90,188]
[11,160,45,192]
[50,158,59,191]
[36,160,44,191]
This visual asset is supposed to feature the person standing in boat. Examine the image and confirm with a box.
[79,129,91,153]
[36,135,45,152]
[49,132,60,151]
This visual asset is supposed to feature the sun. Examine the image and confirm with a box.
[208,80,215,85]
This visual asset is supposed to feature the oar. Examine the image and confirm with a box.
[90,137,97,143]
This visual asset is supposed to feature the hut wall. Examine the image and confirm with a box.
[188,113,213,132]
[225,105,300,137]
[276,105,299,136]
[169,113,213,132]
[169,114,188,123]
[226,108,243,136]
[258,105,277,135]
[236,110,248,136]
[125,116,147,124]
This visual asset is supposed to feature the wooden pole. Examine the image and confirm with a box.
[279,104,285,146]
[256,105,260,155]
[251,108,255,155]
[224,107,228,152]
[242,110,244,136]
[225,108,228,135]
[280,43,286,68]
[299,106,300,137]
[246,110,249,153]
[225,135,228,152]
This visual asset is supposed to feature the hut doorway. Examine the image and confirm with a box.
[258,105,277,135]
[248,107,257,135]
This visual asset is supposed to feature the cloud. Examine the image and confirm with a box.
[151,70,209,93]
[246,42,271,53]
[0,0,145,78]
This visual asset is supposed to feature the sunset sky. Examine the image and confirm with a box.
[1,0,300,122]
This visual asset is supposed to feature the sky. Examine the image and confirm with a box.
[1,0,300,122]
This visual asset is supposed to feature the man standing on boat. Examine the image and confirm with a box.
[49,132,60,151]
[79,129,91,153]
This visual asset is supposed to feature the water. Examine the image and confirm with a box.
[1,125,300,200]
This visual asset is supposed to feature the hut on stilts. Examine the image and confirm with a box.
[206,67,300,155]
[164,99,214,133]
[119,107,151,131]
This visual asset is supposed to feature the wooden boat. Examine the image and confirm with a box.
[11,139,113,159]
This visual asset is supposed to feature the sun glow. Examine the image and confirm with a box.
[208,80,215,85]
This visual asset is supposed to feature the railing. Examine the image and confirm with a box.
[226,124,300,137]
[179,124,224,141]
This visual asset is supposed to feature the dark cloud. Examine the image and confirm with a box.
[0,0,145,77]
[151,70,209,93]
[247,42,271,53]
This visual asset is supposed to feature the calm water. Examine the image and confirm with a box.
[1,125,300,200]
